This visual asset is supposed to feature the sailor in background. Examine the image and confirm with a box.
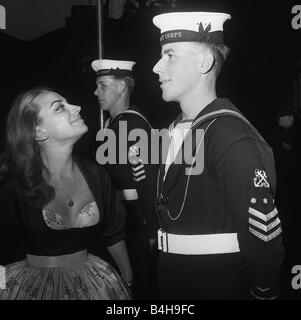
[92,59,159,299]
[152,11,285,299]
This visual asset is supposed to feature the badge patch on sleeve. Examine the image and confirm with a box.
[248,168,281,242]
[128,144,141,165]
[128,144,146,182]
[248,196,282,242]
[253,169,270,188]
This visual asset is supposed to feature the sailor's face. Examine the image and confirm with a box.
[94,76,120,112]
[153,42,202,103]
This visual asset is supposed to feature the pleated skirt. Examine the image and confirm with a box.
[0,252,131,300]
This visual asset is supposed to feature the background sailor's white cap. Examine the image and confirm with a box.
[153,12,231,46]
[91,59,136,77]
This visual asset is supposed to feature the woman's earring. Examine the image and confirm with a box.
[35,136,49,142]
[35,128,49,142]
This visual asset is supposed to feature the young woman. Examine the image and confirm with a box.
[0,87,132,300]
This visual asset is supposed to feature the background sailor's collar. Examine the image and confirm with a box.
[108,105,142,126]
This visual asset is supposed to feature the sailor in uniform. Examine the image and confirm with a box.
[152,12,285,299]
[92,59,159,299]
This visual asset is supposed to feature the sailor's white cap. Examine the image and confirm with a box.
[153,11,231,45]
[91,59,136,77]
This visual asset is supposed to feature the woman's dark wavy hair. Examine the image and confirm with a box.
[0,87,54,208]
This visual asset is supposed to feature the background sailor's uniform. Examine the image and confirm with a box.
[96,105,159,299]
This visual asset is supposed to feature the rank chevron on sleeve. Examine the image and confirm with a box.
[248,207,282,242]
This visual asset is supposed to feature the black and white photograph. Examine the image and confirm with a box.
[0,0,300,307]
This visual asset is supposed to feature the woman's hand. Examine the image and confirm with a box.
[107,240,133,288]
[121,264,133,286]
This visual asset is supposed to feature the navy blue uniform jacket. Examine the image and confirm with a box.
[156,98,285,299]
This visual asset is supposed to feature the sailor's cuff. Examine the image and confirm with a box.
[250,287,279,300]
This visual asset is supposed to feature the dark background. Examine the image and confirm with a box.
[0,0,301,299]
[0,1,300,155]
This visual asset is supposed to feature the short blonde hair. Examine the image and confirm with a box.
[191,40,230,77]
[114,75,135,93]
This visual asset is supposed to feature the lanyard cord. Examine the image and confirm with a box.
[165,118,217,221]
[158,108,269,222]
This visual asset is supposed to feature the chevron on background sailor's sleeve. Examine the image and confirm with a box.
[132,163,146,182]
[128,143,147,182]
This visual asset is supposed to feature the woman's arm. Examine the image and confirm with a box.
[107,240,133,286]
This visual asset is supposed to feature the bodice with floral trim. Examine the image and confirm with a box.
[42,201,99,230]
